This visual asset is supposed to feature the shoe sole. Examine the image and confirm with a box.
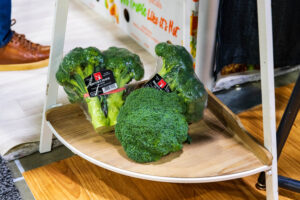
[0,59,49,71]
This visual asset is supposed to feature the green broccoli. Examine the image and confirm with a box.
[115,87,188,163]
[155,42,208,123]
[100,47,144,126]
[117,86,186,120]
[56,46,144,132]
[56,47,108,129]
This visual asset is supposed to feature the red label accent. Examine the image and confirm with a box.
[158,79,167,88]
[93,72,102,81]
[101,87,126,95]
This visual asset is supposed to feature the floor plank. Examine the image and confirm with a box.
[239,83,300,182]
[24,83,300,199]
[24,156,267,200]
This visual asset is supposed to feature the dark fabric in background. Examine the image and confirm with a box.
[215,0,300,76]
[0,0,13,47]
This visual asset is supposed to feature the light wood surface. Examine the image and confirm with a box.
[207,90,272,165]
[23,154,300,200]
[23,83,300,200]
[43,91,271,181]
[239,83,300,186]
[24,155,269,200]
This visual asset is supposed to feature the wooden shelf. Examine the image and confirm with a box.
[45,91,272,183]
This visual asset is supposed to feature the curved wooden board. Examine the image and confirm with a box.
[46,91,272,182]
[206,90,273,165]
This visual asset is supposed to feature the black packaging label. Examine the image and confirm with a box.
[84,70,118,97]
[144,74,172,93]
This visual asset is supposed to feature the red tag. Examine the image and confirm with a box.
[101,87,126,95]
[158,79,167,88]
[93,72,102,81]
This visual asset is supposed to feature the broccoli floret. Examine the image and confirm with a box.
[115,87,188,163]
[56,47,108,129]
[155,42,208,122]
[100,47,144,126]
[117,86,186,120]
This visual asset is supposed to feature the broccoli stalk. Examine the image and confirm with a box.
[101,47,144,126]
[106,92,123,125]
[85,97,108,127]
[155,42,208,123]
[56,47,107,130]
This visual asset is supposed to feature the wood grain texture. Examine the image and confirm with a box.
[44,91,270,179]
[24,83,300,200]
[207,90,272,165]
[238,83,300,192]
[24,156,268,200]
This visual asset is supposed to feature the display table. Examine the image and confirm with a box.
[39,0,279,199]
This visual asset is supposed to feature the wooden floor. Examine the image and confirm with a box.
[23,83,300,200]
[239,83,300,183]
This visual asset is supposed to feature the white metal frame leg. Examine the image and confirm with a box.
[257,0,278,199]
[39,0,69,153]
[195,0,219,90]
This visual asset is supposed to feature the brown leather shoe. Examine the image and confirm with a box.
[0,31,50,71]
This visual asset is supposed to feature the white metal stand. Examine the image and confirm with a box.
[39,0,278,199]
[257,1,278,199]
[195,0,219,90]
[195,0,278,198]
[39,0,69,153]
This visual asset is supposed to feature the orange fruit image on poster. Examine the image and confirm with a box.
[104,0,119,24]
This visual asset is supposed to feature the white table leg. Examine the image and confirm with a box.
[257,0,278,199]
[39,0,69,153]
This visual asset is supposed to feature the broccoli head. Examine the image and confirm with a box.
[102,47,144,86]
[56,47,108,129]
[115,87,188,163]
[155,42,207,123]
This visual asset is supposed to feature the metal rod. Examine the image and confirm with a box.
[195,0,219,90]
[277,74,300,158]
[257,174,300,193]
[256,0,278,198]
[39,0,69,153]
[278,176,300,193]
